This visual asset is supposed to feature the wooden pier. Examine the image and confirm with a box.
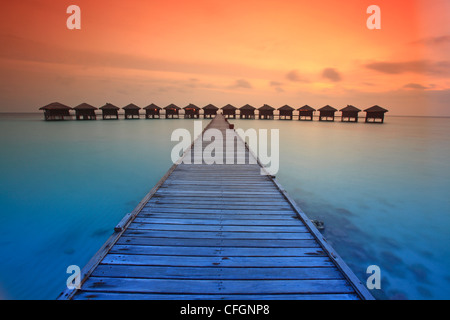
[58,114,373,300]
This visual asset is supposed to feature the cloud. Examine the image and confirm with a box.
[269,80,284,92]
[365,60,428,74]
[0,34,277,80]
[364,60,450,76]
[411,35,450,46]
[229,79,252,89]
[286,70,308,82]
[402,83,428,90]
[269,81,283,87]
[321,68,342,82]
[274,86,285,93]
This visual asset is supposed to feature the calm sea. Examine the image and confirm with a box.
[0,113,449,300]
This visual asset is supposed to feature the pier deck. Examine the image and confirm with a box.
[58,114,373,300]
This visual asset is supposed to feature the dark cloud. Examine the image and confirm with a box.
[286,70,308,82]
[321,68,342,82]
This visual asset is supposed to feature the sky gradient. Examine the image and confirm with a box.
[1,0,449,116]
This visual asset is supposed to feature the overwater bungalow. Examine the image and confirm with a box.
[164,104,180,119]
[99,103,120,120]
[239,104,256,119]
[297,105,315,121]
[123,104,141,119]
[203,104,219,118]
[278,105,294,120]
[39,102,72,121]
[364,105,388,123]
[258,104,275,119]
[340,105,361,122]
[183,104,200,119]
[318,105,337,121]
[144,104,161,119]
[73,103,97,120]
[222,104,237,119]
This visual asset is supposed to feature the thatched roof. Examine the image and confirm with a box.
[258,104,274,111]
[240,104,255,110]
[39,102,71,110]
[123,103,141,110]
[222,104,237,110]
[99,103,119,110]
[144,103,161,110]
[297,105,315,111]
[364,105,388,113]
[183,103,200,110]
[318,105,337,111]
[164,104,180,110]
[73,103,97,110]
[278,105,294,111]
[340,105,361,112]
[203,104,218,110]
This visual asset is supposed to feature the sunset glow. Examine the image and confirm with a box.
[1,0,449,115]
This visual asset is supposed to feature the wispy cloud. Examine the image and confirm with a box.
[228,79,252,89]
[365,60,450,76]
[410,35,450,46]
[365,60,427,74]
[402,83,428,90]
[269,80,284,92]
[269,81,283,87]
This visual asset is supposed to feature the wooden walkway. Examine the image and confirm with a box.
[58,114,373,300]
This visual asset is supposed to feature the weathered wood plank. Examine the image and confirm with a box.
[117,236,320,248]
[91,264,343,280]
[78,277,355,294]
[101,254,334,267]
[73,291,360,300]
[133,217,300,226]
[122,229,315,240]
[127,222,308,233]
[109,245,325,257]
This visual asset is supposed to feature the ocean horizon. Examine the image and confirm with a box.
[0,113,449,300]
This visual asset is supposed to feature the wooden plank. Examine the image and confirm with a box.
[132,217,300,226]
[127,222,308,233]
[101,254,334,267]
[139,212,299,220]
[109,245,325,257]
[91,264,343,280]
[73,291,360,300]
[116,236,320,248]
[122,229,315,240]
[140,208,294,215]
[77,277,355,294]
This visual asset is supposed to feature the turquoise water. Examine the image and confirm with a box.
[0,114,449,299]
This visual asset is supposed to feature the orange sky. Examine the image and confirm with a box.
[0,0,449,115]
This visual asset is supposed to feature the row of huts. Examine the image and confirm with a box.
[39,103,388,123]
